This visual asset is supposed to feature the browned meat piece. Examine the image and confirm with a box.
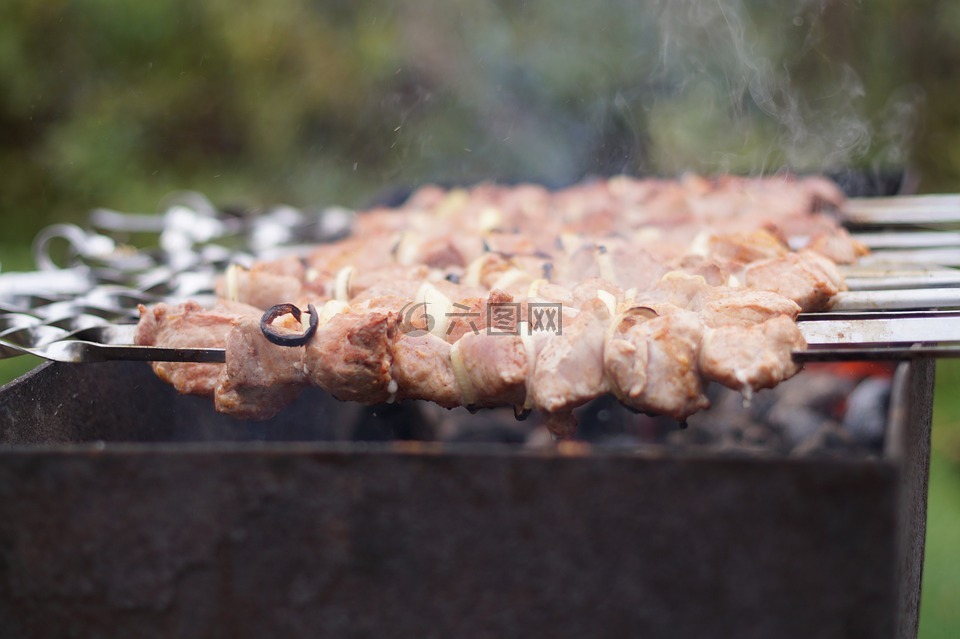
[303,310,396,403]
[305,234,399,276]
[530,299,611,415]
[571,278,623,310]
[443,289,515,343]
[455,332,528,408]
[672,255,728,286]
[641,271,713,309]
[604,306,709,421]
[391,333,461,408]
[697,288,801,327]
[699,315,805,392]
[602,244,669,291]
[350,280,425,310]
[393,232,472,268]
[805,229,869,264]
[742,251,844,312]
[214,316,308,420]
[706,228,789,266]
[553,244,601,285]
[136,300,260,397]
[350,265,430,298]
[216,263,307,310]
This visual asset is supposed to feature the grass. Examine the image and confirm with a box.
[919,360,960,638]
[0,356,42,389]
[919,450,960,638]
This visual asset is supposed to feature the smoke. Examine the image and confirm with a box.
[385,0,919,183]
[649,0,885,174]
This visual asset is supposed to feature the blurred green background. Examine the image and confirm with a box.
[1,1,959,634]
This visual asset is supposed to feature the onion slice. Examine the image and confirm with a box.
[260,303,318,347]
[334,266,354,302]
[449,340,477,409]
[224,264,243,302]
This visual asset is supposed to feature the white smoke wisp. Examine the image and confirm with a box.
[649,0,876,175]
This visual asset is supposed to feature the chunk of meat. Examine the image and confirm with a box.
[135,300,260,396]
[604,306,709,421]
[455,332,528,407]
[215,255,310,310]
[699,315,806,392]
[530,299,611,414]
[215,316,308,419]
[391,333,461,408]
[805,229,869,265]
[743,251,844,312]
[303,310,396,403]
[697,288,802,327]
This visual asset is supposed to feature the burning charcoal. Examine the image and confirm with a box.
[842,377,891,450]
[768,372,856,414]
[767,403,833,450]
[791,423,862,458]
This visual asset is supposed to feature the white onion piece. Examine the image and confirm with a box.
[596,289,617,315]
[478,207,503,233]
[449,340,476,407]
[518,321,537,410]
[527,278,546,299]
[317,300,350,326]
[633,227,663,244]
[224,264,243,302]
[689,231,712,257]
[334,266,354,302]
[415,282,452,337]
[463,254,490,287]
[559,233,582,254]
[491,268,530,291]
[395,232,421,266]
[596,249,616,283]
[660,271,706,285]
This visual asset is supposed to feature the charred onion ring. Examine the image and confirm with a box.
[260,303,318,346]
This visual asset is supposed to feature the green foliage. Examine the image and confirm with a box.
[2,0,956,248]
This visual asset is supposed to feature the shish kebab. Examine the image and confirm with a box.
[127,174,957,436]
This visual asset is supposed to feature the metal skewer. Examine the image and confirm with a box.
[843,194,960,226]
[829,288,960,311]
